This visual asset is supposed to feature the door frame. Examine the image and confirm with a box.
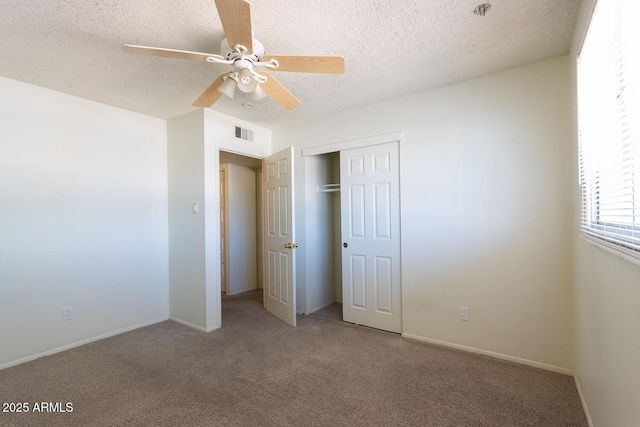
[301,131,403,157]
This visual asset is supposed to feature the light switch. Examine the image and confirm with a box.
[192,202,199,214]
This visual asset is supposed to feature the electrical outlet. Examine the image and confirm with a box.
[459,306,469,321]
[63,306,73,321]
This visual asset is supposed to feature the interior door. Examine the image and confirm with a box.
[341,141,401,333]
[263,146,297,326]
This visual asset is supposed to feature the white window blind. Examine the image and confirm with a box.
[578,0,640,256]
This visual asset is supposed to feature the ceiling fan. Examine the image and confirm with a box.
[123,0,345,110]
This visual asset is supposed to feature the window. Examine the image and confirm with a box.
[578,0,640,256]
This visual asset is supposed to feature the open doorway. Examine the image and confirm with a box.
[219,150,264,318]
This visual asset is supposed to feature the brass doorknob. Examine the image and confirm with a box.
[284,243,299,249]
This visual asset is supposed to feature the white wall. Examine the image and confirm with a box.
[570,1,640,425]
[224,163,257,295]
[219,150,263,290]
[205,109,271,159]
[331,153,343,304]
[0,77,169,368]
[273,56,574,372]
[302,154,337,313]
[167,110,207,330]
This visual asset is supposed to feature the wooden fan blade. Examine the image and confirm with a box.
[122,44,223,62]
[261,55,345,74]
[192,73,228,107]
[259,72,301,110]
[214,0,253,54]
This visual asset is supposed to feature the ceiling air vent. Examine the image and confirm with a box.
[235,126,254,142]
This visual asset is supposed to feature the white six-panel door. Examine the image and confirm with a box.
[263,146,297,326]
[341,141,401,333]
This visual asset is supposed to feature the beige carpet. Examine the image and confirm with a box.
[0,290,587,426]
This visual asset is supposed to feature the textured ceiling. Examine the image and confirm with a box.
[0,0,582,129]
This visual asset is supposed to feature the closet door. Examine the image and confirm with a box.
[341,141,401,333]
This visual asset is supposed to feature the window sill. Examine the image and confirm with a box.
[580,235,640,268]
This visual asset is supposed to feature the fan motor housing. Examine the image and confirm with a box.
[220,37,264,61]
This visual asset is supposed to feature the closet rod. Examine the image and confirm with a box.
[316,183,340,193]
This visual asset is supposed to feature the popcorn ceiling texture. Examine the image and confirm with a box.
[0,0,581,128]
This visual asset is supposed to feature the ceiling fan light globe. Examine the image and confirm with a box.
[217,77,237,99]
[237,68,257,93]
[252,83,268,101]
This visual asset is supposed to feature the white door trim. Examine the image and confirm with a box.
[204,139,221,331]
[302,131,403,157]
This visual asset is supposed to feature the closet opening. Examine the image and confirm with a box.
[304,151,343,321]
[219,150,264,317]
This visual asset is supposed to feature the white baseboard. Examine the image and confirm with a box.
[574,375,594,427]
[306,300,336,315]
[226,286,258,296]
[402,333,573,376]
[169,316,219,333]
[0,316,169,371]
